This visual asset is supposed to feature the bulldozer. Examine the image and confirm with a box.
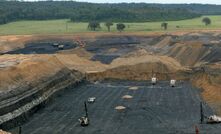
[78,102,89,126]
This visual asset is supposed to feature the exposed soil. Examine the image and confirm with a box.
[0,31,220,133]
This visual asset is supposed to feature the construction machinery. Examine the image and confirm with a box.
[151,77,157,85]
[53,43,59,47]
[88,97,96,103]
[78,102,89,126]
[200,102,221,124]
[207,115,221,124]
[58,45,64,50]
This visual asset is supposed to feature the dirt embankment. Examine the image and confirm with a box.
[0,54,84,129]
[192,64,221,116]
[88,50,191,81]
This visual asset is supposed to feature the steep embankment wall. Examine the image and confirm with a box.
[0,55,84,129]
[192,65,221,116]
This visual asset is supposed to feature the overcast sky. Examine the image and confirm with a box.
[75,0,221,5]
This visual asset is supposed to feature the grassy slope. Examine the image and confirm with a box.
[0,16,221,35]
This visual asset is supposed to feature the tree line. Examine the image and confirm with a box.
[88,22,126,32]
[0,1,202,25]
[88,16,212,32]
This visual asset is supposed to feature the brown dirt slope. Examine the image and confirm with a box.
[192,72,221,116]
[88,51,190,81]
[0,54,66,91]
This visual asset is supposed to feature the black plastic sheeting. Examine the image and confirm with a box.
[5,42,76,54]
[10,80,221,134]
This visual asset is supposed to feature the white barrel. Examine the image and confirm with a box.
[170,80,176,87]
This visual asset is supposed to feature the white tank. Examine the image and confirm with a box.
[151,77,157,85]
[170,80,176,87]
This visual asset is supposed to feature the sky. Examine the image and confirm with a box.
[75,0,221,5]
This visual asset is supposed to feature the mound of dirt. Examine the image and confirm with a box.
[58,47,93,59]
[122,95,133,99]
[55,54,107,73]
[115,106,126,110]
[122,48,151,58]
[0,54,66,91]
[128,86,139,90]
[0,130,10,134]
[88,52,190,81]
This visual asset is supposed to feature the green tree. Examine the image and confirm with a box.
[116,23,126,32]
[161,22,168,30]
[88,21,101,31]
[105,21,113,32]
[202,17,211,26]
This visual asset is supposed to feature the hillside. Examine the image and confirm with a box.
[0,1,200,24]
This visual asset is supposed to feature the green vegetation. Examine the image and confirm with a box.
[88,21,101,31]
[0,16,221,35]
[105,22,114,32]
[161,22,168,30]
[117,23,126,32]
[0,1,202,24]
[202,17,212,26]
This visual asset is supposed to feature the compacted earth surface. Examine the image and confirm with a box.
[10,80,221,134]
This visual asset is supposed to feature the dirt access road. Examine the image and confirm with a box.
[10,80,221,134]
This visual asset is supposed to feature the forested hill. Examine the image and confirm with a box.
[0,1,221,25]
[150,4,221,15]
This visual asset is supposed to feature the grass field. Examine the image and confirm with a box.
[0,15,221,35]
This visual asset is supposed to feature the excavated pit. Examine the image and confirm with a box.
[8,80,221,134]
[0,32,220,133]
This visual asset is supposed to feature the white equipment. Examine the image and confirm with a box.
[207,115,221,124]
[151,77,157,85]
[58,45,64,49]
[53,43,59,47]
[170,80,176,87]
[88,97,96,103]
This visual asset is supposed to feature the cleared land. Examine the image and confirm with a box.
[0,16,221,35]
[0,32,220,133]
[9,80,221,134]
